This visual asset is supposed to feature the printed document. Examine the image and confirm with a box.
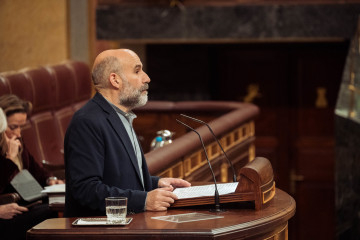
[41,183,65,193]
[173,182,238,199]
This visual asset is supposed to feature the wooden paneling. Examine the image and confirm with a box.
[146,41,348,240]
[27,189,296,240]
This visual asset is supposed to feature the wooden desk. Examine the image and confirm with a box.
[27,189,295,240]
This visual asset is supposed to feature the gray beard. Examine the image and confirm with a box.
[120,94,148,110]
[118,77,149,110]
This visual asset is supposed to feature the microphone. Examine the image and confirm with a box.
[176,119,223,212]
[180,114,237,182]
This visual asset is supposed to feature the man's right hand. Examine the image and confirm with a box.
[145,187,178,211]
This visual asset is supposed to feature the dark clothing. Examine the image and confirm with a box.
[0,203,57,240]
[0,146,51,194]
[0,147,56,240]
[64,92,159,217]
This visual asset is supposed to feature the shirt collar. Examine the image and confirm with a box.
[104,97,137,123]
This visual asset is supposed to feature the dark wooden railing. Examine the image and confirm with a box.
[134,101,259,182]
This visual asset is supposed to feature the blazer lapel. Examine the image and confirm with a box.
[93,93,144,188]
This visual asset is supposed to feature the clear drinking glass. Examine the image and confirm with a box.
[105,197,127,223]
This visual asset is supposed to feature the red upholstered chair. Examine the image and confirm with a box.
[29,112,65,178]
[23,67,55,114]
[68,61,92,103]
[68,61,92,111]
[46,63,76,110]
[0,75,10,96]
[21,120,43,165]
[54,106,75,140]
[47,63,77,140]
[4,72,34,105]
[0,61,92,179]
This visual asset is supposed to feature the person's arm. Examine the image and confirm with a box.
[151,176,160,189]
[0,203,28,219]
[65,116,148,213]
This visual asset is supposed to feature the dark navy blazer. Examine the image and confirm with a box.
[64,92,159,217]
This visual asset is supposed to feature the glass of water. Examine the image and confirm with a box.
[105,197,127,224]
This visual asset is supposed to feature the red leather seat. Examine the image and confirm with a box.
[46,63,76,110]
[0,75,10,96]
[4,72,34,105]
[23,67,55,114]
[0,61,92,176]
[68,61,92,103]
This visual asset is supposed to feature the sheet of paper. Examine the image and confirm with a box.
[173,182,238,199]
[73,218,132,226]
[77,219,108,225]
[48,196,65,204]
[41,183,65,193]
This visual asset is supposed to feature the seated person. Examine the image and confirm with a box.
[0,108,28,220]
[0,95,64,240]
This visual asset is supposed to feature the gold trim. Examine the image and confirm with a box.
[249,144,255,161]
[220,162,228,183]
[158,121,256,178]
[263,182,276,204]
[264,222,288,240]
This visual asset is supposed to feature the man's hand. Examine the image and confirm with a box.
[0,203,28,219]
[158,178,191,189]
[145,187,178,211]
[145,178,191,211]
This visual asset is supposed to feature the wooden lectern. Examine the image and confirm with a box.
[171,157,275,210]
[27,157,295,240]
[27,189,295,240]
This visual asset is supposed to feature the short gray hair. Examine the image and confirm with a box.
[91,56,122,91]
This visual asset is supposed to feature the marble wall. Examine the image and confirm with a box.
[96,3,360,41]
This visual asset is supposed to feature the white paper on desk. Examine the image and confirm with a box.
[173,182,238,199]
[48,196,65,204]
[77,219,108,225]
[41,184,65,193]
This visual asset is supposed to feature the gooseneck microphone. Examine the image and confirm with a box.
[180,114,237,182]
[176,119,222,212]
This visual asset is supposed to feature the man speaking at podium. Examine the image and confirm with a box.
[64,49,190,217]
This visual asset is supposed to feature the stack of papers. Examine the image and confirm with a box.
[41,184,65,204]
[41,184,65,193]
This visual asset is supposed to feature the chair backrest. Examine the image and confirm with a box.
[0,61,92,170]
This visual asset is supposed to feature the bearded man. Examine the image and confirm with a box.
[64,49,190,217]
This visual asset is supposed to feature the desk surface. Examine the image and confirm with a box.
[27,189,295,240]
